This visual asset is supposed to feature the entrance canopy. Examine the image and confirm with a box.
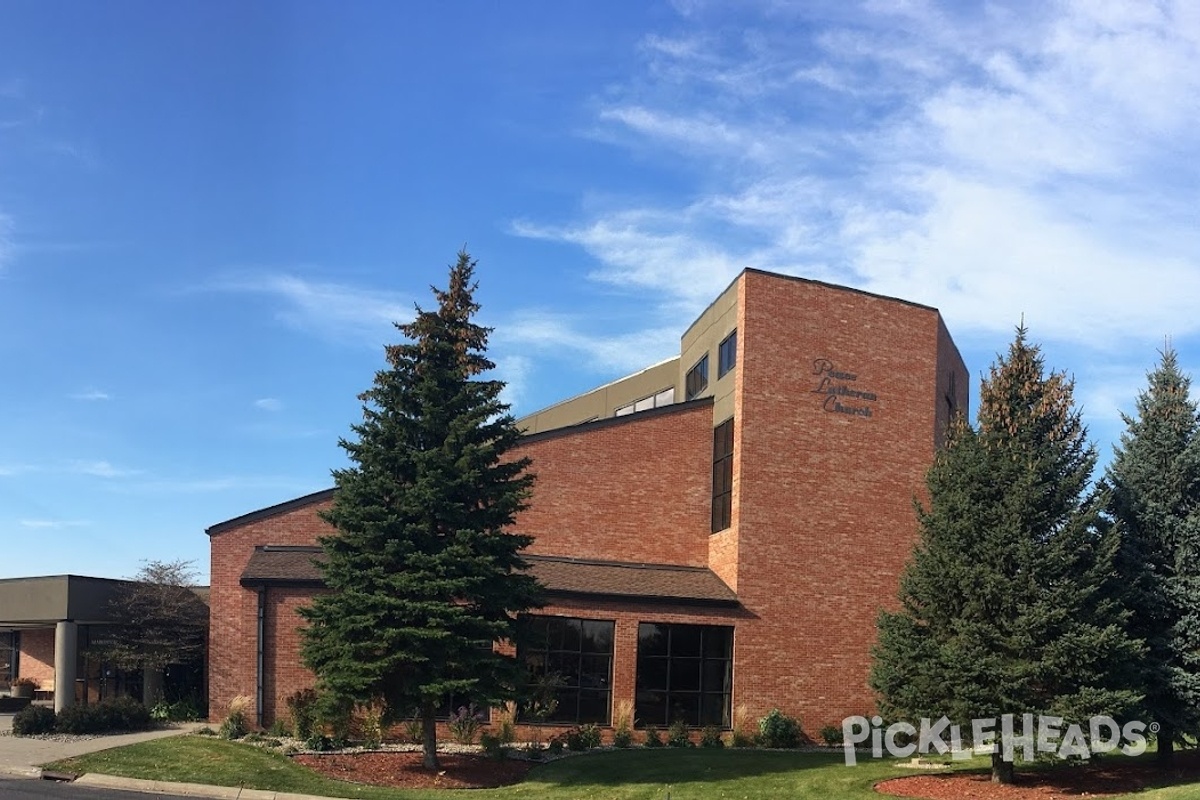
[0,575,131,630]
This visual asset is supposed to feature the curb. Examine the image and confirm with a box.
[74,772,352,800]
[0,765,42,779]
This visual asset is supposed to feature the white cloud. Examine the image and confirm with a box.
[514,0,1200,360]
[502,311,679,375]
[493,354,533,411]
[117,475,318,494]
[19,519,90,529]
[254,397,283,412]
[208,273,412,344]
[69,388,111,401]
[71,459,138,479]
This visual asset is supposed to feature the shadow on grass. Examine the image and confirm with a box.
[522,748,857,788]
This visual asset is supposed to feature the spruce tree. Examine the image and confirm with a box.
[299,251,542,770]
[1106,348,1200,764]
[872,327,1141,784]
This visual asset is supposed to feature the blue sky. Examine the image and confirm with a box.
[2,1,1198,582]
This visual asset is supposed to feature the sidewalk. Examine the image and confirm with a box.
[0,714,206,778]
[0,714,343,800]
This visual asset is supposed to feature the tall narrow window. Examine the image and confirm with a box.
[718,331,737,379]
[518,615,615,724]
[685,354,709,400]
[636,623,733,728]
[712,418,733,532]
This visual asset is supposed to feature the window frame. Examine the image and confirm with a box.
[711,418,734,532]
[685,354,710,400]
[635,622,733,729]
[717,330,737,379]
[518,615,615,725]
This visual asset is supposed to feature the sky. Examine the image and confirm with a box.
[2,0,1199,582]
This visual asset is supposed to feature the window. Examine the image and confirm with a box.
[614,386,676,418]
[0,631,16,690]
[685,354,709,400]
[712,418,733,532]
[718,331,737,379]
[636,623,733,728]
[519,616,615,724]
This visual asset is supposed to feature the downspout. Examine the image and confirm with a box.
[256,587,265,729]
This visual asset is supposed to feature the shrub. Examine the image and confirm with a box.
[820,724,843,747]
[447,704,484,745]
[360,705,383,749]
[304,734,338,753]
[11,704,56,736]
[401,715,423,744]
[150,697,205,722]
[565,727,587,752]
[612,699,634,748]
[480,731,507,759]
[219,695,252,740]
[700,725,725,748]
[56,697,152,735]
[494,702,517,744]
[731,703,755,747]
[758,708,803,749]
[667,720,693,748]
[316,694,353,744]
[107,697,152,730]
[305,734,335,751]
[579,723,602,749]
[267,719,289,738]
[643,726,664,748]
[285,688,319,741]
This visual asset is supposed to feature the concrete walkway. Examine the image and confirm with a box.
[0,714,207,778]
[0,715,342,800]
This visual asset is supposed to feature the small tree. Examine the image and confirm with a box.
[95,559,209,705]
[872,326,1141,784]
[1106,348,1200,764]
[299,250,543,770]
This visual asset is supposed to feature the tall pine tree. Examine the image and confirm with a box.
[1106,348,1200,764]
[299,251,542,770]
[872,327,1140,784]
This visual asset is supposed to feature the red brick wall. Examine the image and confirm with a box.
[208,498,333,722]
[206,272,968,734]
[729,272,969,728]
[512,403,714,568]
[18,628,54,690]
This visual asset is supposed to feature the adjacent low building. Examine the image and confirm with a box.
[207,268,968,732]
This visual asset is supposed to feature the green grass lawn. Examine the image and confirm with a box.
[46,737,1200,800]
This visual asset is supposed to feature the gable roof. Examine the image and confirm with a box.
[206,489,335,537]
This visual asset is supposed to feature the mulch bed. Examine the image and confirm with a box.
[877,750,1200,799]
[293,751,535,790]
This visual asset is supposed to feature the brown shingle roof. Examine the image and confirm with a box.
[240,547,737,607]
[241,546,325,585]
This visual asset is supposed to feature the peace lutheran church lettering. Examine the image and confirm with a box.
[812,358,878,418]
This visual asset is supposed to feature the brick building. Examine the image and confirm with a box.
[206,268,968,732]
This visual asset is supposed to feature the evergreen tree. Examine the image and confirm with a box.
[872,327,1141,784]
[299,251,542,770]
[1106,348,1200,764]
